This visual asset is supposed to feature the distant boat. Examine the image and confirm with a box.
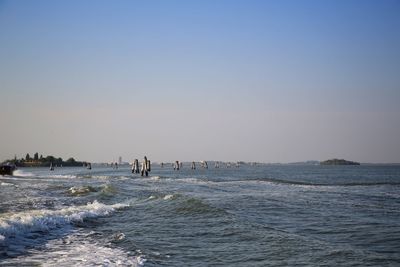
[49,162,54,171]
[87,163,92,170]
[0,164,16,176]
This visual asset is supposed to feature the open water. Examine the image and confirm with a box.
[1,164,400,266]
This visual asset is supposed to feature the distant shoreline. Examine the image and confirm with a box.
[1,153,86,167]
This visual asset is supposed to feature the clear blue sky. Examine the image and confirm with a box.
[1,0,399,163]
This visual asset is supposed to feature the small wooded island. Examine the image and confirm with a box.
[320,158,360,165]
[1,153,86,167]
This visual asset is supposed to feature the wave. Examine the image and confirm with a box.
[50,174,78,179]
[1,233,146,267]
[230,178,400,187]
[144,192,225,216]
[0,200,129,245]
[101,184,117,195]
[166,195,226,216]
[12,169,34,177]
[175,197,219,215]
[1,182,14,187]
[46,174,115,180]
[80,175,111,180]
[68,185,99,196]
[163,177,213,186]
[146,193,180,201]
[113,232,126,241]
[66,183,117,197]
[163,194,175,200]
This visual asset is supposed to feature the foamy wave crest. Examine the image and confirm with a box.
[83,175,110,180]
[0,201,129,244]
[13,169,34,177]
[68,185,98,196]
[1,182,14,186]
[40,243,147,267]
[1,234,146,267]
[163,194,175,200]
[51,174,78,179]
[113,232,126,241]
[146,194,178,201]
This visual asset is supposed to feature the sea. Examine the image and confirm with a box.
[1,164,400,266]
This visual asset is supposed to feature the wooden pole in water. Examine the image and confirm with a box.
[132,160,139,174]
[141,156,149,176]
[135,159,139,173]
[147,160,151,172]
[174,161,180,171]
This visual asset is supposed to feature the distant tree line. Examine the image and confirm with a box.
[2,153,86,167]
[320,158,360,165]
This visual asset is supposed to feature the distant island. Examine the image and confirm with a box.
[320,158,360,165]
[2,153,86,167]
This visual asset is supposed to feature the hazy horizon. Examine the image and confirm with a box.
[1,0,399,164]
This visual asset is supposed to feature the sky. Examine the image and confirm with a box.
[1,0,399,163]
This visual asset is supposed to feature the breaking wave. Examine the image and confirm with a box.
[12,170,34,177]
[67,184,117,196]
[1,233,146,267]
[50,174,78,179]
[67,185,99,196]
[0,200,129,245]
[1,182,14,187]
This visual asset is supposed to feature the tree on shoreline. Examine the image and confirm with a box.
[2,153,84,167]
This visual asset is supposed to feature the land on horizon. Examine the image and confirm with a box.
[2,153,86,167]
[3,153,400,167]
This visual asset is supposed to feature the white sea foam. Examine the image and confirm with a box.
[68,185,98,195]
[13,169,34,177]
[165,177,212,185]
[163,194,174,200]
[1,234,146,267]
[1,182,14,186]
[41,241,147,267]
[0,200,129,244]
[113,232,126,241]
[89,175,111,180]
[51,174,78,179]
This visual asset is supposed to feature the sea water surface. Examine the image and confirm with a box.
[1,164,400,266]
